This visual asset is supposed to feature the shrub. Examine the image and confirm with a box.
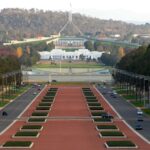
[91,111,106,116]
[38,103,51,107]
[97,125,117,130]
[14,131,39,137]
[28,118,46,122]
[21,125,42,130]
[36,106,50,110]
[100,131,124,136]
[93,118,111,122]
[3,141,32,147]
[88,103,101,106]
[90,106,104,110]
[31,112,48,116]
[106,141,136,147]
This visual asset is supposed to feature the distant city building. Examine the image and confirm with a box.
[39,49,105,60]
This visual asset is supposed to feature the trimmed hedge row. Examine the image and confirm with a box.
[100,131,124,137]
[21,125,42,130]
[14,131,39,137]
[97,125,117,130]
[3,141,32,147]
[31,112,48,116]
[28,118,46,122]
[106,141,136,147]
[93,118,111,122]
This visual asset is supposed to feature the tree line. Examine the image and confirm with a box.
[116,45,150,76]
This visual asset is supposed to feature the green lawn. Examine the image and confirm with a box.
[0,85,31,107]
[33,63,102,68]
[142,108,150,116]
[0,101,9,107]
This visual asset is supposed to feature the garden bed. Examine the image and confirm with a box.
[28,118,46,123]
[86,99,98,103]
[99,131,125,138]
[42,99,54,102]
[93,118,112,123]
[89,106,104,111]
[105,141,137,148]
[21,125,43,131]
[36,106,50,111]
[13,131,39,138]
[96,125,118,131]
[88,103,101,107]
[31,112,48,117]
[2,141,33,148]
[38,103,51,107]
[91,111,106,117]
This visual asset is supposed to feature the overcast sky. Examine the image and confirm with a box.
[1,0,150,24]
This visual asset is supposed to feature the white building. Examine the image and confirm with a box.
[39,49,105,60]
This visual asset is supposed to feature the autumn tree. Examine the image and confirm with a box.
[16,47,23,58]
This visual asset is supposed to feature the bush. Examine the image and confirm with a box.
[42,99,53,102]
[106,141,136,147]
[31,112,48,116]
[88,103,101,107]
[90,106,104,110]
[14,131,39,137]
[91,111,106,116]
[3,141,32,147]
[93,118,111,122]
[38,103,51,107]
[36,106,50,110]
[83,92,94,96]
[100,131,124,136]
[97,125,117,130]
[86,99,98,102]
[28,118,46,122]
[21,125,42,130]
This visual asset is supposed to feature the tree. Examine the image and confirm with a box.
[84,40,94,51]
[118,47,125,59]
[16,47,23,58]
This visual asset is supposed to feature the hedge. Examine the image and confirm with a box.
[36,106,50,110]
[28,118,46,122]
[106,141,136,147]
[91,111,106,116]
[21,125,42,130]
[3,141,32,147]
[100,131,124,136]
[38,103,51,107]
[97,125,117,130]
[31,112,48,116]
[89,106,104,110]
[14,131,39,137]
[88,103,101,107]
[93,118,111,122]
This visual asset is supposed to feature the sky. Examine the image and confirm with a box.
[1,0,150,24]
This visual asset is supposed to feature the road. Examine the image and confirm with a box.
[0,85,44,133]
[96,85,150,141]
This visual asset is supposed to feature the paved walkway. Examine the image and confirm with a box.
[96,85,150,141]
[0,85,150,149]
[0,85,44,133]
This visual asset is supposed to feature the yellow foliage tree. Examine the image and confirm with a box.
[118,47,125,59]
[16,47,23,58]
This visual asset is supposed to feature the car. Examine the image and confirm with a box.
[135,124,143,130]
[33,92,37,95]
[137,110,143,115]
[137,116,143,122]
[101,113,113,119]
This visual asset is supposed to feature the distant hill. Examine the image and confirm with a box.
[0,8,150,41]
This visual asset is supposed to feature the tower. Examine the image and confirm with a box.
[59,3,83,36]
